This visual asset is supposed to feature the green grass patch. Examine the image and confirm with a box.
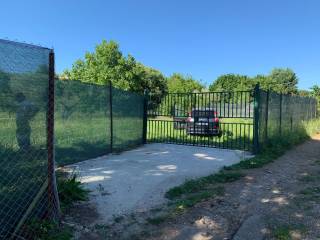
[165,171,242,200]
[23,219,72,240]
[171,186,225,210]
[298,187,320,202]
[271,224,307,240]
[146,214,171,225]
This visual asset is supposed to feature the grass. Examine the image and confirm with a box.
[271,224,307,240]
[57,172,90,212]
[23,219,72,240]
[147,118,254,151]
[163,117,320,216]
[165,171,243,200]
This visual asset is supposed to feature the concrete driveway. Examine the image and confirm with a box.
[67,144,252,222]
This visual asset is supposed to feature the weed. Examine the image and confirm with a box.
[147,214,171,225]
[57,173,90,211]
[114,215,124,223]
[23,219,72,240]
[271,224,307,240]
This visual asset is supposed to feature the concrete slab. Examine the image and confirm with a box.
[67,144,253,222]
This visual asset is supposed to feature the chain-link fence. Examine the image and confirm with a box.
[0,39,59,239]
[258,88,318,150]
[55,80,145,166]
[0,39,145,239]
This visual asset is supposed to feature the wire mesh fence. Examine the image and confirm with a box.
[0,39,145,239]
[258,88,318,150]
[0,39,58,239]
[55,80,145,166]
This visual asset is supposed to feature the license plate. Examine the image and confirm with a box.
[196,122,208,126]
[199,118,208,122]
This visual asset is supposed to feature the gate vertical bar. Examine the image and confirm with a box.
[47,50,60,220]
[109,82,113,152]
[253,84,260,154]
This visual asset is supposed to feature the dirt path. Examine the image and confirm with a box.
[67,135,320,240]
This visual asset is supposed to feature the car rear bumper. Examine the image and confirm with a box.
[186,125,221,136]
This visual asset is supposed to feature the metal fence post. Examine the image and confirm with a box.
[109,82,113,153]
[264,89,270,143]
[47,50,60,220]
[279,93,283,136]
[253,84,260,154]
[142,90,148,144]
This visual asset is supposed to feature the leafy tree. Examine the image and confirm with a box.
[209,74,254,92]
[267,68,298,94]
[310,85,320,98]
[61,40,167,104]
[209,68,299,95]
[130,63,167,110]
[298,90,310,97]
[167,73,204,93]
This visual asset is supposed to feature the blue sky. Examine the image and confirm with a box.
[1,0,319,90]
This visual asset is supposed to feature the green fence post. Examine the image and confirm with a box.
[142,89,148,144]
[109,81,113,153]
[253,84,260,154]
[279,93,282,136]
[264,89,270,143]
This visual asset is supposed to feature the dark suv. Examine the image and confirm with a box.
[186,108,222,136]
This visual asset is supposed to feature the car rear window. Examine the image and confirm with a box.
[192,110,216,117]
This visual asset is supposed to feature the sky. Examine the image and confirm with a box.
[0,0,319,90]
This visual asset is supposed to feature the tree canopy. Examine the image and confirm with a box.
[209,68,299,94]
[60,40,167,101]
[167,73,204,93]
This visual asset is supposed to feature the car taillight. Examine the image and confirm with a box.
[187,117,194,122]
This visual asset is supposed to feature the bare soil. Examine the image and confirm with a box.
[65,134,320,240]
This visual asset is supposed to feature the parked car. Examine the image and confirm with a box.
[186,108,222,136]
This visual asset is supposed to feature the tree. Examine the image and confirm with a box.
[209,74,254,92]
[209,68,299,95]
[167,73,204,93]
[267,68,298,94]
[298,90,310,97]
[61,40,167,102]
[310,85,320,98]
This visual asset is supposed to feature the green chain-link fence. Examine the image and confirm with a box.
[0,39,59,239]
[0,39,145,239]
[257,87,318,151]
[55,80,145,166]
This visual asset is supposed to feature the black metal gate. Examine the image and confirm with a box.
[147,90,255,151]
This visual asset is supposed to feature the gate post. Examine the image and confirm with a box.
[109,82,113,153]
[253,84,260,154]
[142,90,148,144]
[47,50,60,220]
